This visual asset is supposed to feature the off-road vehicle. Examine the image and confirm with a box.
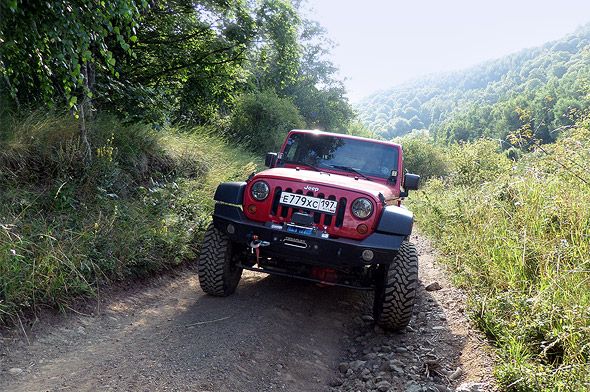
[198,130,420,330]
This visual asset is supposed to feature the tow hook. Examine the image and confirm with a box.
[249,235,270,265]
[249,234,270,249]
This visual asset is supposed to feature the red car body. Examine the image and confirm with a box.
[242,130,406,240]
[210,129,419,288]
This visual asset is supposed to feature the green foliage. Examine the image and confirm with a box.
[108,0,255,124]
[284,18,354,131]
[249,1,354,131]
[229,90,305,153]
[409,116,590,390]
[1,0,352,132]
[446,139,512,186]
[345,121,381,139]
[395,134,449,179]
[0,0,145,111]
[253,0,301,92]
[357,24,590,144]
[0,113,257,323]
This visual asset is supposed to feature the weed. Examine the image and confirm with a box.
[0,113,258,323]
[409,123,590,390]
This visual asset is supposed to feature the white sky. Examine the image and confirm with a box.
[307,0,590,102]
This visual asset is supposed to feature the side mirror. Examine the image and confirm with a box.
[405,173,420,190]
[265,152,278,168]
[400,173,420,198]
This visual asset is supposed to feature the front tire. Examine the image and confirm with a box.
[198,223,243,296]
[373,241,418,331]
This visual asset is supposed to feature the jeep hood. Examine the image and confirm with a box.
[253,168,398,201]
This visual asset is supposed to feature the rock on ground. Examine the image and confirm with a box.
[0,234,496,392]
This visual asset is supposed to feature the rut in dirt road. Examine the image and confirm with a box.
[0,234,495,392]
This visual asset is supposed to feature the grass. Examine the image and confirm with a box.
[0,112,257,323]
[408,122,590,391]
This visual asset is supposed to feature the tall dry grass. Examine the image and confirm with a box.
[409,121,590,391]
[0,113,257,323]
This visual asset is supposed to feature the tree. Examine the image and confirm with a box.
[229,89,305,153]
[286,18,353,131]
[108,0,255,124]
[251,0,301,93]
[0,0,145,160]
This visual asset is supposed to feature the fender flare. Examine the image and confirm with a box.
[376,205,414,236]
[213,182,246,205]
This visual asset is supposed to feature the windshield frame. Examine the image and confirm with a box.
[278,131,401,181]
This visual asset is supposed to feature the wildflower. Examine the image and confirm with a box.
[10,249,17,256]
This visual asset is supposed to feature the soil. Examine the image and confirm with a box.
[0,233,496,392]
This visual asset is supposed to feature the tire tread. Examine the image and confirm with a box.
[376,241,418,331]
[197,223,237,296]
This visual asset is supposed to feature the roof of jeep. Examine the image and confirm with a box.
[288,129,401,149]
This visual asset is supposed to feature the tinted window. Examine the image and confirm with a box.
[281,133,398,179]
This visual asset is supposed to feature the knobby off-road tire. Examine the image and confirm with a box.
[373,241,418,331]
[198,223,243,296]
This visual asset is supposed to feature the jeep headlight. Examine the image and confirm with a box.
[250,181,270,201]
[351,198,373,219]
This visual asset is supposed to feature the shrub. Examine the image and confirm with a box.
[396,134,449,179]
[447,138,512,186]
[229,90,305,153]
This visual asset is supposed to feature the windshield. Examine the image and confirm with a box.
[280,133,399,179]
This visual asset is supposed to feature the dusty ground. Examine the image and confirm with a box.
[0,234,495,392]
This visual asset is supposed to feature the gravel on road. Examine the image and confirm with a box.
[0,234,495,392]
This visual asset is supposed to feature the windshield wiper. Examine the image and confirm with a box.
[284,160,323,172]
[330,165,372,181]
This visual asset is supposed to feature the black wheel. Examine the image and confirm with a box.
[373,241,418,331]
[197,223,243,296]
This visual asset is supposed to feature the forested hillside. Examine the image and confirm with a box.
[357,24,590,143]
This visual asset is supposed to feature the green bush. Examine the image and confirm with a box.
[0,113,257,323]
[396,134,449,179]
[409,118,590,390]
[447,138,512,186]
[229,89,305,153]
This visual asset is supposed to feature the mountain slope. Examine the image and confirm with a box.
[356,23,590,143]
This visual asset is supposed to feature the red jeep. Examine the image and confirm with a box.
[198,130,420,330]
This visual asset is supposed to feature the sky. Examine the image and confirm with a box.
[307,0,590,102]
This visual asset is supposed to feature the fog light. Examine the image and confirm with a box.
[362,249,374,262]
[227,224,235,234]
[247,204,257,214]
[356,224,368,234]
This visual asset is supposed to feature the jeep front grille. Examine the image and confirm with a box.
[270,186,347,228]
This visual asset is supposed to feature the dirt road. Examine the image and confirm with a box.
[0,234,495,392]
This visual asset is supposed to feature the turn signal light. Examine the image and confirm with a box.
[356,224,368,234]
[247,204,257,214]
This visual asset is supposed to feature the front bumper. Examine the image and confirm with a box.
[212,204,406,268]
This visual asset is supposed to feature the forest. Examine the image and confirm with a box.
[357,23,590,145]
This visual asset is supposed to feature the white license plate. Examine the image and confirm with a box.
[279,192,337,214]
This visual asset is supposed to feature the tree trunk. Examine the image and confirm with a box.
[80,62,92,164]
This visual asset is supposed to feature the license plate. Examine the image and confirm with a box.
[286,225,313,235]
[279,192,337,214]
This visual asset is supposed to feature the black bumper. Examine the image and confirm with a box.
[212,204,406,268]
